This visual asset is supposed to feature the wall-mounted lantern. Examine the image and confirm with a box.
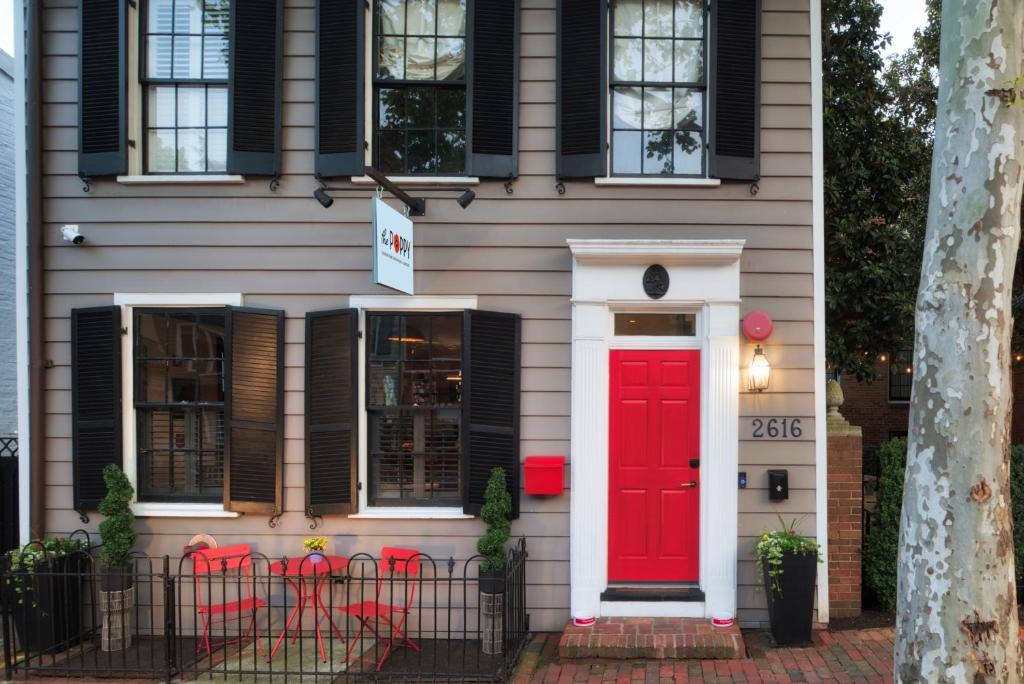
[742,311,773,392]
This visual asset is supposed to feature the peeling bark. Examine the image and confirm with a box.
[895,2,1024,682]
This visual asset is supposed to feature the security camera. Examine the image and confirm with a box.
[61,224,85,245]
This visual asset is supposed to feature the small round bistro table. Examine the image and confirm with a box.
[267,555,350,662]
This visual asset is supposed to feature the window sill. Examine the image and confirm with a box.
[116,174,246,185]
[593,177,722,187]
[349,175,480,187]
[132,502,241,518]
[348,507,474,520]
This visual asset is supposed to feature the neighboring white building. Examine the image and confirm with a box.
[0,49,15,437]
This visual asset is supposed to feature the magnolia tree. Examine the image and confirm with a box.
[896,0,1024,681]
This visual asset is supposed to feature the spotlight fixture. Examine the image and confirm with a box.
[313,187,334,208]
[61,224,85,245]
[457,189,476,209]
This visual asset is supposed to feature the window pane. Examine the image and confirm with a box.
[173,35,203,78]
[613,86,642,129]
[207,86,228,126]
[202,35,228,78]
[437,0,466,35]
[406,129,437,173]
[148,0,174,32]
[435,38,465,80]
[432,313,461,357]
[613,38,642,81]
[378,130,406,174]
[379,88,405,128]
[644,0,673,37]
[643,39,672,82]
[406,0,435,34]
[147,129,177,172]
[643,87,672,129]
[140,361,169,402]
[673,130,702,175]
[674,39,703,82]
[378,36,405,78]
[406,87,435,128]
[614,313,696,336]
[402,316,430,359]
[177,128,207,172]
[207,128,227,172]
[204,0,229,32]
[379,0,406,34]
[642,130,673,174]
[436,88,465,127]
[177,86,206,127]
[437,130,466,174]
[614,0,642,36]
[174,0,203,33]
[148,86,177,127]
[406,37,437,80]
[612,130,642,174]
[147,35,174,78]
[673,87,702,129]
[675,0,703,37]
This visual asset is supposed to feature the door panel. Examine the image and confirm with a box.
[608,350,700,583]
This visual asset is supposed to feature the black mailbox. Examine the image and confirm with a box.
[768,470,789,501]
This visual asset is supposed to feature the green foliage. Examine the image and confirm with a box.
[862,438,907,611]
[476,467,511,573]
[98,464,137,569]
[824,0,937,380]
[754,517,822,595]
[1012,445,1024,588]
[3,538,89,608]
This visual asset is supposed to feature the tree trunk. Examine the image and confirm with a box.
[895,2,1024,682]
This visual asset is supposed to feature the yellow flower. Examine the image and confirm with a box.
[761,533,769,541]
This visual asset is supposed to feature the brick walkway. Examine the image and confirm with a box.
[513,628,895,683]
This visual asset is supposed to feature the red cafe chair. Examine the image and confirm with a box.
[189,544,268,657]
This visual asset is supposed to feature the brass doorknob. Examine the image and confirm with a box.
[680,481,697,489]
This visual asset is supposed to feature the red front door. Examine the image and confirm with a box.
[608,350,700,583]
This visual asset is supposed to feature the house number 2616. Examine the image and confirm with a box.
[751,417,802,439]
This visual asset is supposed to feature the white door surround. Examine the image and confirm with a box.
[568,239,742,620]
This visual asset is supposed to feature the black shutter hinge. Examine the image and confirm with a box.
[357,330,364,339]
[128,0,137,8]
[121,326,128,336]
[305,506,323,530]
[357,481,363,491]
[78,173,91,193]
[128,139,136,148]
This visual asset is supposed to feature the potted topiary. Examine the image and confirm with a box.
[476,467,511,655]
[755,517,821,646]
[97,464,137,652]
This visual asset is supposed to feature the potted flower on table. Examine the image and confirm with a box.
[755,517,822,646]
[303,536,328,564]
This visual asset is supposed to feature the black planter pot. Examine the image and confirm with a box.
[479,567,506,594]
[1,554,86,655]
[102,564,134,593]
[763,551,817,646]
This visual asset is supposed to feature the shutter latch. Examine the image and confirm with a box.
[121,327,128,336]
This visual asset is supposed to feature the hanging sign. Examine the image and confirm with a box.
[371,197,415,295]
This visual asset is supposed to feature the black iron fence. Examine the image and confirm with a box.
[0,437,17,556]
[0,536,529,682]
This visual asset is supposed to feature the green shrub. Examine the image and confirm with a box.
[476,467,511,573]
[98,464,136,570]
[862,437,906,612]
[1012,445,1024,588]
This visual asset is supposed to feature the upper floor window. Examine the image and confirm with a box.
[143,0,230,173]
[888,350,913,402]
[374,0,468,175]
[610,0,706,177]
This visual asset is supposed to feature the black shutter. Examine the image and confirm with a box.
[71,306,122,514]
[556,0,606,179]
[305,309,359,515]
[467,0,519,178]
[78,0,126,177]
[462,310,520,519]
[315,0,365,178]
[709,0,761,181]
[228,0,284,175]
[224,307,284,514]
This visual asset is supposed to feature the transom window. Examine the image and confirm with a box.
[143,0,230,173]
[134,309,226,502]
[366,312,463,506]
[374,0,467,175]
[610,0,706,176]
[888,350,913,402]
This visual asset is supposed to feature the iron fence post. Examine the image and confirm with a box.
[162,555,176,682]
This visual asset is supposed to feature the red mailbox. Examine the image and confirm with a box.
[524,456,565,495]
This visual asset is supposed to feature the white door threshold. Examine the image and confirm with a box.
[600,600,706,618]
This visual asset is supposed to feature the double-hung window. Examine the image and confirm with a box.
[888,350,913,403]
[142,0,230,173]
[134,308,226,502]
[610,0,706,176]
[366,312,463,506]
[373,0,468,175]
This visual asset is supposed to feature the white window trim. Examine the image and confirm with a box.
[594,177,721,187]
[350,176,480,186]
[348,294,478,517]
[117,175,246,185]
[113,293,243,518]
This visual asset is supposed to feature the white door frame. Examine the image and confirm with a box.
[568,239,743,620]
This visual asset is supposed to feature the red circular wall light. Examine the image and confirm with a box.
[742,311,773,341]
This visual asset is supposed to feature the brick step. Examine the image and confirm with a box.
[559,617,745,660]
